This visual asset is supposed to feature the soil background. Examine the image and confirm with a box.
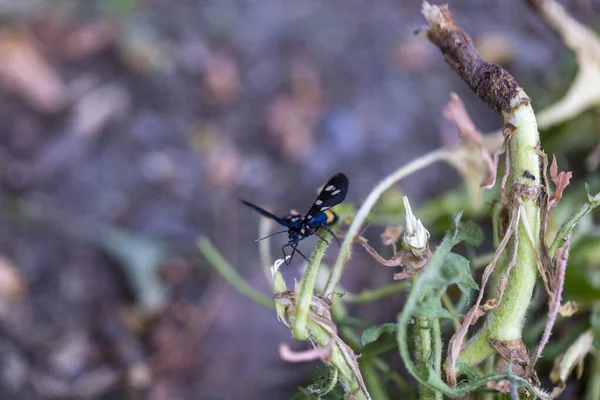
[0,1,597,399]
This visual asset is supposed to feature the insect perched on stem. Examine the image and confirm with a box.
[241,173,349,264]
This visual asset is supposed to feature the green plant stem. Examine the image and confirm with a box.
[459,90,542,366]
[333,303,390,399]
[306,321,367,399]
[433,319,442,376]
[343,281,408,303]
[550,188,600,257]
[361,363,390,400]
[293,230,331,339]
[197,237,275,310]
[441,292,460,331]
[324,148,449,296]
[415,316,439,400]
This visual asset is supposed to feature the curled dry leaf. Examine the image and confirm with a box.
[274,290,369,399]
[460,298,498,324]
[559,301,578,317]
[442,93,498,189]
[548,156,572,211]
[0,29,67,112]
[356,236,429,281]
[550,330,594,385]
[490,338,530,378]
[527,233,572,380]
[482,298,498,311]
[279,340,334,364]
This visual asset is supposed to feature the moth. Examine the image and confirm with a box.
[242,173,349,264]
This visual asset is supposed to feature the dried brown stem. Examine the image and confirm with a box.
[421,3,526,113]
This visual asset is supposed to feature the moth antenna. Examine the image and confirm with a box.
[255,230,289,242]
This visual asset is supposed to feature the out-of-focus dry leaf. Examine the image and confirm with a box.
[550,330,594,385]
[64,19,120,59]
[487,380,511,394]
[290,58,323,109]
[70,83,130,137]
[127,362,152,390]
[549,155,572,210]
[393,35,435,71]
[204,140,242,191]
[266,59,323,163]
[266,96,315,162]
[203,53,239,105]
[441,93,499,208]
[0,256,25,299]
[530,0,600,129]
[381,226,403,247]
[474,33,514,65]
[559,300,578,317]
[0,29,66,112]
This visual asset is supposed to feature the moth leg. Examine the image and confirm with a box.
[294,245,310,262]
[311,229,330,244]
[320,224,341,245]
[282,244,292,265]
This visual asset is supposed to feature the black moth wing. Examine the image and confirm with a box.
[283,210,304,227]
[240,200,290,227]
[303,173,349,222]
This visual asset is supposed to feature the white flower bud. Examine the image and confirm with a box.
[401,196,430,257]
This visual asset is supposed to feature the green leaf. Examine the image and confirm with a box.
[362,323,397,346]
[457,220,484,246]
[415,290,455,320]
[456,360,481,382]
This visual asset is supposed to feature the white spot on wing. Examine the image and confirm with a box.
[307,215,313,219]
[331,189,341,195]
[315,199,323,205]
[320,206,330,211]
[325,185,335,191]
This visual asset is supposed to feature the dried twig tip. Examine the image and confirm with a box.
[421,2,449,29]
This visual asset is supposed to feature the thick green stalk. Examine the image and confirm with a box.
[293,230,331,339]
[458,91,542,365]
[415,316,441,400]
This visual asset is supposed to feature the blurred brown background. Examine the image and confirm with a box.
[0,1,597,399]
